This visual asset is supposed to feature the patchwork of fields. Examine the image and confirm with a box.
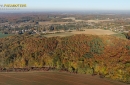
[0,29,117,38]
[0,72,127,85]
[43,29,117,37]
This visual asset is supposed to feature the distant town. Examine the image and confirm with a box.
[0,13,130,36]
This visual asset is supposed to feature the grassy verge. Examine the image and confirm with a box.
[0,32,13,38]
[111,33,126,39]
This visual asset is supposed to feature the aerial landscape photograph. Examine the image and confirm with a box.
[0,0,130,85]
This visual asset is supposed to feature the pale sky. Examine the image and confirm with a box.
[0,0,130,11]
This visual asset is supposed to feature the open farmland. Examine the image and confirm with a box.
[71,29,116,35]
[62,17,113,22]
[43,32,74,37]
[43,29,117,37]
[0,72,127,85]
[39,21,72,25]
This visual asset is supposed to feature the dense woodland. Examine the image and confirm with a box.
[0,34,130,83]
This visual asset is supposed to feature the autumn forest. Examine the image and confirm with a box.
[0,34,130,83]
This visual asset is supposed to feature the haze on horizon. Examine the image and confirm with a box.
[0,0,130,13]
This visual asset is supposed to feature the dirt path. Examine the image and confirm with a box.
[0,72,127,85]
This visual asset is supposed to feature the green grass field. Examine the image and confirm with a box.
[43,32,74,37]
[0,32,13,38]
[0,72,127,85]
[111,33,127,39]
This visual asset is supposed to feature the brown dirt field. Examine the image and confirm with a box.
[85,20,113,23]
[0,72,127,85]
[71,29,116,35]
[43,29,116,37]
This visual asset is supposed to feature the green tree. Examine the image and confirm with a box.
[88,37,104,54]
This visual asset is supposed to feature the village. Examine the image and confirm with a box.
[0,13,130,37]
